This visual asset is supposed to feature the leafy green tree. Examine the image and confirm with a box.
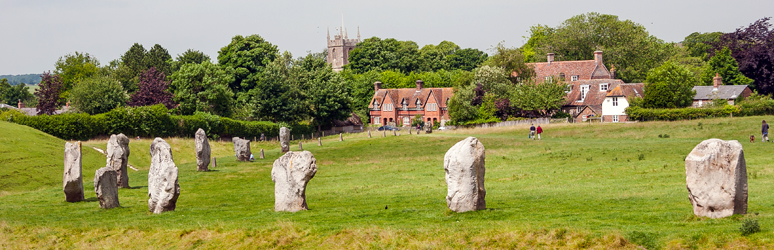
[304,62,353,131]
[447,83,478,123]
[69,76,127,115]
[485,43,535,83]
[54,52,100,99]
[700,47,753,86]
[509,80,568,117]
[217,34,279,101]
[682,32,722,59]
[474,65,511,97]
[446,48,488,71]
[419,41,459,71]
[248,53,304,122]
[176,49,211,65]
[1,78,33,106]
[168,62,235,116]
[0,78,10,103]
[144,44,173,76]
[642,61,697,108]
[346,37,423,74]
[528,12,674,83]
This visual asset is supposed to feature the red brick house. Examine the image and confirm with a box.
[522,51,615,83]
[368,80,453,127]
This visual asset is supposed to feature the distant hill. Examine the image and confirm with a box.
[0,74,41,85]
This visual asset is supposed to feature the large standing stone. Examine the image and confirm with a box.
[94,167,120,209]
[280,127,290,153]
[444,137,486,212]
[425,125,433,134]
[233,137,251,161]
[685,139,747,218]
[106,134,130,188]
[271,151,318,212]
[63,141,84,202]
[148,138,181,214]
[195,128,211,171]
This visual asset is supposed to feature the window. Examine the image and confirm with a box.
[613,115,619,122]
[571,75,579,81]
[559,73,566,81]
[577,106,582,113]
[415,99,422,107]
[373,100,379,108]
[403,117,410,125]
[545,76,552,83]
[382,104,393,111]
[612,97,618,106]
[600,83,608,91]
[373,117,381,125]
[580,85,589,100]
[426,103,437,111]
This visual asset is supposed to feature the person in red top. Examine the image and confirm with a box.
[536,125,543,140]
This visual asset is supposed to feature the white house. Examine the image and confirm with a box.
[601,83,644,122]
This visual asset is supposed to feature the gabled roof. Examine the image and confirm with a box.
[530,59,611,80]
[369,87,454,110]
[693,85,750,100]
[606,83,644,100]
[564,79,626,107]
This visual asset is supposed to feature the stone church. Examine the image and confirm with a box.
[327,26,360,72]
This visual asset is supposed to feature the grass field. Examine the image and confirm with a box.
[2,117,774,249]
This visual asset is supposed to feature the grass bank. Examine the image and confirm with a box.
[1,117,774,249]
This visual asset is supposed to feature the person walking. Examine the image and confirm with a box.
[529,124,536,140]
[536,125,543,140]
[763,120,770,142]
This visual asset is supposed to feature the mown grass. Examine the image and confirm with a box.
[1,117,774,249]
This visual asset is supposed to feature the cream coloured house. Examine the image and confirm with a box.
[601,84,643,122]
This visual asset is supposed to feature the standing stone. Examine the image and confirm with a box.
[393,130,397,136]
[212,157,217,168]
[195,128,211,171]
[260,149,265,159]
[425,125,433,134]
[106,134,131,188]
[318,137,322,146]
[383,131,386,137]
[63,141,84,202]
[148,138,181,214]
[339,133,343,141]
[94,167,120,209]
[368,130,372,138]
[280,127,290,153]
[271,151,318,212]
[409,127,412,135]
[233,137,251,161]
[444,137,486,212]
[299,142,303,151]
[685,139,747,218]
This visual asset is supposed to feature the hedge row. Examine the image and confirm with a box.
[0,104,315,140]
[626,105,739,121]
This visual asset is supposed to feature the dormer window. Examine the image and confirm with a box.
[402,99,407,106]
[600,83,608,91]
[559,73,566,81]
[580,85,589,101]
[571,75,579,81]
[416,99,422,107]
[373,100,379,107]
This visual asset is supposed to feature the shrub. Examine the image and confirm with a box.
[740,219,761,236]
[69,75,128,115]
[626,105,738,121]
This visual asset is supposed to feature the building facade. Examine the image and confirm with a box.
[326,26,360,72]
[692,73,752,107]
[368,80,453,127]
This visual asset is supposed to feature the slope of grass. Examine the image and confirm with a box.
[2,117,774,249]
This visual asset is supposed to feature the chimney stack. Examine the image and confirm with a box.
[374,81,382,92]
[416,80,424,91]
[17,99,24,109]
[713,73,722,90]
[594,51,603,66]
[610,64,616,79]
[547,53,555,65]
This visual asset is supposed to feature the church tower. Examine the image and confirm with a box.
[327,24,360,72]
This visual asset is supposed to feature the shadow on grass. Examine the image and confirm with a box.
[84,197,98,202]
[127,186,147,189]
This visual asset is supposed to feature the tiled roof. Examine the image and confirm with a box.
[369,87,454,110]
[693,85,750,100]
[606,83,644,100]
[529,60,611,81]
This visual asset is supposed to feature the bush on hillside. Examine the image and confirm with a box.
[626,105,738,121]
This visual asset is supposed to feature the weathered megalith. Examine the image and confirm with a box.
[195,128,211,171]
[271,151,318,212]
[685,139,747,218]
[260,148,265,159]
[339,133,343,141]
[318,137,322,146]
[212,157,217,168]
[106,133,130,188]
[409,127,412,135]
[444,137,486,212]
[233,137,251,161]
[299,142,303,151]
[425,125,433,134]
[383,131,386,137]
[368,130,372,138]
[280,127,290,153]
[94,167,120,209]
[148,138,181,214]
[393,130,397,136]
[63,141,84,202]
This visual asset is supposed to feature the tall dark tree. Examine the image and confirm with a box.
[700,47,753,86]
[129,67,175,109]
[168,62,235,116]
[642,61,697,109]
[682,32,722,59]
[346,37,423,74]
[446,48,488,71]
[1,78,33,106]
[217,34,279,101]
[144,44,173,75]
[117,43,147,92]
[714,17,774,94]
[35,72,64,115]
[248,53,304,122]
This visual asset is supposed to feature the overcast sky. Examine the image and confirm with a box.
[1,0,771,75]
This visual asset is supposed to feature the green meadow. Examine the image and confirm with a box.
[1,117,774,249]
